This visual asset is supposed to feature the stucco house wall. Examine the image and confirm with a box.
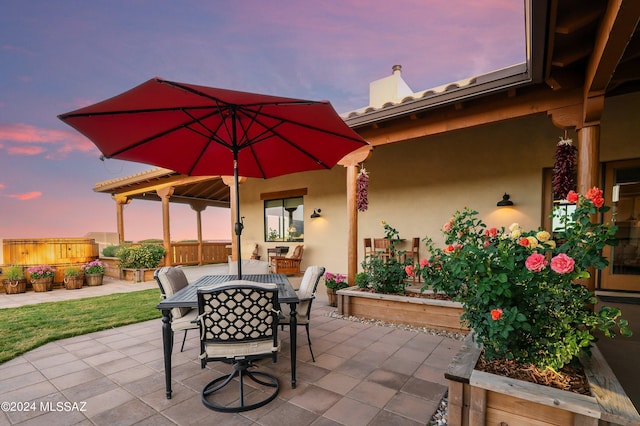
[238,92,640,277]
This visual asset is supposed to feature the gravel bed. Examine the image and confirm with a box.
[326,311,466,425]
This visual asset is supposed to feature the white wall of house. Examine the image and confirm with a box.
[237,92,640,277]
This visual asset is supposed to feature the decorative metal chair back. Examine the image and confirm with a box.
[197,281,281,412]
[198,282,280,347]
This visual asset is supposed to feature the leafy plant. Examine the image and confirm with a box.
[102,245,123,257]
[324,272,348,290]
[82,259,105,274]
[354,272,369,288]
[27,265,55,279]
[5,265,24,281]
[64,266,81,276]
[415,187,632,371]
[116,244,166,269]
[361,222,410,294]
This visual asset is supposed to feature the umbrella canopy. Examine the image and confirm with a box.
[59,77,368,277]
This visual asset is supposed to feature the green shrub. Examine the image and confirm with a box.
[354,272,369,288]
[6,265,24,280]
[102,245,124,257]
[64,266,81,276]
[116,244,166,269]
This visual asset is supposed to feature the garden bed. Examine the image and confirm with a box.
[336,286,468,333]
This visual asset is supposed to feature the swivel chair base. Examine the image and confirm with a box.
[201,360,279,412]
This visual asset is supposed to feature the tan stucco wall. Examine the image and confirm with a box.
[237,92,640,277]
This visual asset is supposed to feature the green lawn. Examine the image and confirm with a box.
[0,289,162,364]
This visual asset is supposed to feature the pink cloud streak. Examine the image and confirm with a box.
[8,191,42,201]
[0,122,97,157]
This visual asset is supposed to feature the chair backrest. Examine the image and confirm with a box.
[155,266,190,319]
[363,238,373,256]
[296,266,325,318]
[373,238,390,251]
[197,281,280,345]
[228,258,270,275]
[290,245,304,259]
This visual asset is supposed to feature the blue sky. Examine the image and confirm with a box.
[0,0,525,241]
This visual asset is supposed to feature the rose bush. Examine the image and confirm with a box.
[414,187,632,371]
[361,222,409,294]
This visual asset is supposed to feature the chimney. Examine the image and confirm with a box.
[369,65,413,108]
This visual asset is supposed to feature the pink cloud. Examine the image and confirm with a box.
[0,122,97,157]
[8,191,42,201]
[0,183,5,190]
[7,145,44,155]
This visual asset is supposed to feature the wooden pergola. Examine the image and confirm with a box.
[93,168,231,265]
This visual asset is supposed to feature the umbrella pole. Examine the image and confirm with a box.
[233,153,243,279]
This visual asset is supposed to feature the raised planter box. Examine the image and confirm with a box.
[121,268,157,282]
[336,286,468,333]
[446,334,640,426]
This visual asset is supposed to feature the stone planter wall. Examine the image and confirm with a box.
[446,334,640,426]
[336,286,468,333]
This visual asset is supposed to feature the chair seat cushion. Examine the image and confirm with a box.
[278,313,309,325]
[171,308,198,332]
[203,339,281,359]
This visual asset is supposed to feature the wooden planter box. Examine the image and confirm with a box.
[122,268,156,282]
[446,334,640,426]
[336,286,468,333]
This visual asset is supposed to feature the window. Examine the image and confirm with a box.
[264,197,304,242]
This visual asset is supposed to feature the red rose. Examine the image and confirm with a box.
[519,237,530,247]
[592,195,604,208]
[491,309,503,320]
[566,190,579,204]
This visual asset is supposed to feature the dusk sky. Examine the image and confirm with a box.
[0,1,525,242]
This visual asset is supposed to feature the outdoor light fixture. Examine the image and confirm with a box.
[310,209,322,218]
[497,193,514,207]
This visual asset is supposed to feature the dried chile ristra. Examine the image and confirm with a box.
[356,168,369,211]
[553,139,577,200]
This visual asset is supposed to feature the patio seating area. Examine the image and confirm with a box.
[0,264,638,425]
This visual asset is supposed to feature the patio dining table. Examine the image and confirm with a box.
[156,274,300,399]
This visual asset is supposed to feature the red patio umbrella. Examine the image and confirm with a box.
[59,77,368,277]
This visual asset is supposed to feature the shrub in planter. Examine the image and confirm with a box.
[361,222,410,295]
[102,245,124,257]
[354,272,369,288]
[416,187,632,371]
[116,244,166,269]
[63,266,84,290]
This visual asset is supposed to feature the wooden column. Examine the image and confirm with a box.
[190,201,208,266]
[577,125,600,293]
[112,195,130,245]
[157,187,174,266]
[346,165,358,285]
[577,125,600,194]
[338,146,372,286]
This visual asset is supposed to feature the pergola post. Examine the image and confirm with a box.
[190,201,208,266]
[112,194,130,245]
[157,187,175,266]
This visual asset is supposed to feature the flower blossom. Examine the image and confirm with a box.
[536,231,550,242]
[443,244,455,253]
[484,227,498,238]
[510,229,522,239]
[527,236,539,248]
[491,309,503,320]
[518,237,530,247]
[566,190,579,204]
[509,223,521,232]
[405,265,414,277]
[525,253,548,272]
[550,253,575,274]
[585,187,605,208]
[419,258,429,268]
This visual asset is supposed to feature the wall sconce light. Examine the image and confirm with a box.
[310,209,322,218]
[497,193,514,207]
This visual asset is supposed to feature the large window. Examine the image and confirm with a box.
[264,197,304,242]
